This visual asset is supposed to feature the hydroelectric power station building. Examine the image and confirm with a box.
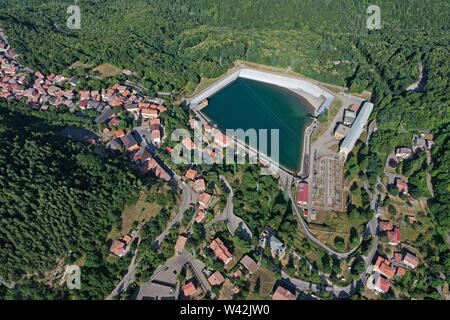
[339,101,374,159]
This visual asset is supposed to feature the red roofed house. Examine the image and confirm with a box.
[182,137,196,151]
[79,90,90,100]
[213,130,230,148]
[79,99,89,110]
[203,123,212,133]
[208,271,225,286]
[387,227,401,246]
[198,192,212,209]
[395,178,409,195]
[297,182,309,207]
[373,273,391,294]
[182,282,197,297]
[394,252,403,263]
[209,238,233,265]
[110,240,127,257]
[141,108,158,119]
[193,179,206,193]
[184,169,197,181]
[379,220,394,232]
[150,117,161,126]
[373,256,396,279]
[403,252,419,269]
[151,129,161,144]
[195,209,207,223]
[396,266,407,277]
[175,235,188,255]
[272,286,296,300]
[109,118,121,128]
[114,130,125,138]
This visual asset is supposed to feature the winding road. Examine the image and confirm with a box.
[206,176,253,240]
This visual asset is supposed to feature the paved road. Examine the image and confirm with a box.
[206,176,253,239]
[147,251,214,299]
[286,183,359,259]
[153,182,192,247]
[106,236,141,300]
[106,180,192,299]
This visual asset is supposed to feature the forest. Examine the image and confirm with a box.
[0,101,143,299]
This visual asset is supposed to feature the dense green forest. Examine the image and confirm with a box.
[0,101,143,299]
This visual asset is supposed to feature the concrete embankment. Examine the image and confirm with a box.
[190,67,334,116]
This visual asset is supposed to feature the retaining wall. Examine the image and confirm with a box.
[190,67,335,116]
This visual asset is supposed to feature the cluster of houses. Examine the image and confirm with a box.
[395,133,434,161]
[0,33,175,184]
[176,233,294,300]
[183,168,212,223]
[378,219,402,246]
[364,210,421,295]
[334,103,361,140]
[369,251,420,295]
[185,119,232,162]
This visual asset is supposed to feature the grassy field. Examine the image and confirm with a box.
[309,211,366,252]
[93,63,123,77]
[121,191,161,234]
[248,267,277,298]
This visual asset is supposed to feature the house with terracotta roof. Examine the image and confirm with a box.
[373,256,396,279]
[396,266,407,277]
[395,178,409,195]
[194,209,207,223]
[193,179,206,193]
[213,130,230,148]
[141,108,158,119]
[110,240,130,257]
[208,271,225,286]
[378,220,394,232]
[175,235,188,255]
[114,130,125,138]
[203,123,212,133]
[373,273,391,294]
[182,281,197,297]
[209,238,233,265]
[182,137,196,151]
[198,192,212,209]
[387,227,401,246]
[272,286,296,300]
[394,252,403,263]
[184,168,197,181]
[402,252,419,269]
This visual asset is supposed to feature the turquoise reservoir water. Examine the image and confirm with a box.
[202,78,314,171]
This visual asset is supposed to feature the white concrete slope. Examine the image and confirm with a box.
[190,67,334,116]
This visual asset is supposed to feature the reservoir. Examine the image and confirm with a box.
[202,78,314,171]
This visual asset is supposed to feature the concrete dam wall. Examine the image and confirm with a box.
[190,67,335,116]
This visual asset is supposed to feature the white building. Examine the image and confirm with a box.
[339,102,374,159]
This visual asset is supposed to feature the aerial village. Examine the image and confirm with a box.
[1,33,297,300]
[0,31,433,300]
